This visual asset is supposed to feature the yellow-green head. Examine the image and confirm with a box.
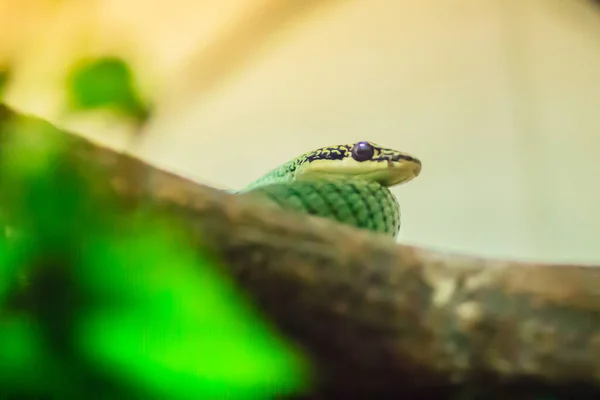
[294,141,421,187]
[244,141,421,191]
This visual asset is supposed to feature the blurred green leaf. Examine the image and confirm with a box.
[66,57,149,122]
[0,317,69,397]
[78,218,309,399]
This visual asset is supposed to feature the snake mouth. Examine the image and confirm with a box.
[368,158,420,186]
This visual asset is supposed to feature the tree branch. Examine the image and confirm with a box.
[1,103,599,398]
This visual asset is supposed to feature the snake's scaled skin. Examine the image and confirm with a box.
[239,141,421,238]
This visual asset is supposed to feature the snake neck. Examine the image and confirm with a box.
[242,159,300,192]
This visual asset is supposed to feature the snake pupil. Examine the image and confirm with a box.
[351,142,375,162]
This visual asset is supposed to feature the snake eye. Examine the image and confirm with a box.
[351,142,375,162]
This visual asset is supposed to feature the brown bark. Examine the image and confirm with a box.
[1,104,599,398]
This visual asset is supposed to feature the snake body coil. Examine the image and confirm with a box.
[239,141,421,238]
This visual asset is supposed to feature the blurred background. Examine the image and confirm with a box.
[2,0,600,264]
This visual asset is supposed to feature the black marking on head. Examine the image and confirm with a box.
[299,141,421,167]
[374,149,421,165]
[304,145,351,163]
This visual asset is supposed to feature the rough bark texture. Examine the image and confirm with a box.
[1,104,600,398]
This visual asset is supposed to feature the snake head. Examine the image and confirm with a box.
[295,141,421,187]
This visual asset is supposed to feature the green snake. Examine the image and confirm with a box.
[239,141,422,238]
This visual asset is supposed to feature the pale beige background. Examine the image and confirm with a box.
[3,0,600,263]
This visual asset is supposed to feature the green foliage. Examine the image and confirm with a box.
[66,57,149,122]
[0,107,310,399]
[78,219,310,399]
